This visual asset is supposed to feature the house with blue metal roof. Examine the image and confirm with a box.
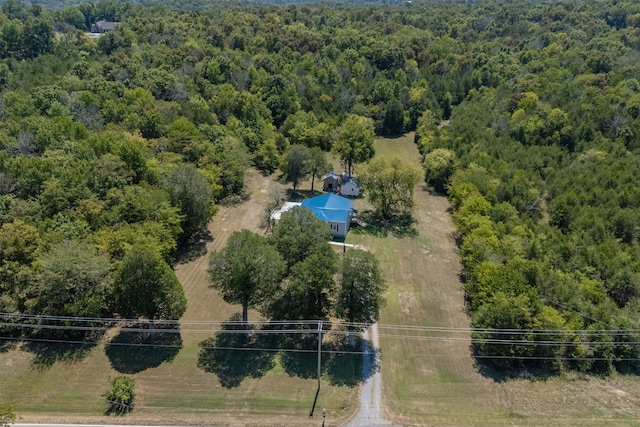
[300,193,355,238]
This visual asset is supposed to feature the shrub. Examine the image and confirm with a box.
[104,375,135,415]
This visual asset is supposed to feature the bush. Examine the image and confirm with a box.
[104,375,135,415]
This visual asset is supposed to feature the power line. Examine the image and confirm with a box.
[5,311,640,334]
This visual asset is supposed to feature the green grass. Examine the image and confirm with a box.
[344,133,640,426]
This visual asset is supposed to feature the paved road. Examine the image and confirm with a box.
[341,324,400,427]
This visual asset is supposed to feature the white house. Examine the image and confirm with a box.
[300,193,356,238]
[341,177,360,197]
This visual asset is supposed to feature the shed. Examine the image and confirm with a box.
[301,193,355,238]
[322,172,340,192]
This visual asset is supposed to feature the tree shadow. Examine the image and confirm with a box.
[25,339,98,370]
[286,188,323,202]
[471,342,561,383]
[105,323,183,374]
[272,326,376,387]
[324,335,377,387]
[175,229,213,264]
[0,338,18,353]
[197,314,276,388]
[104,402,133,416]
[351,210,418,238]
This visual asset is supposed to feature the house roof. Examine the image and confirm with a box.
[301,193,354,210]
[342,177,359,187]
[322,172,340,181]
[301,193,354,224]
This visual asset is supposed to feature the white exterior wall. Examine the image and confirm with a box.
[341,182,360,196]
[328,221,347,238]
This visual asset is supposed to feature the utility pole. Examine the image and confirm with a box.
[317,320,323,391]
[309,320,323,418]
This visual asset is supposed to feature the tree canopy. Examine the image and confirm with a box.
[357,156,422,219]
[0,0,637,374]
[209,230,285,323]
[114,245,187,321]
[333,115,376,176]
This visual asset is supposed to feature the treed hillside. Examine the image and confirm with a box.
[0,0,639,375]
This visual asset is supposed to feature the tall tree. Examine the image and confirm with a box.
[280,144,310,190]
[332,114,375,176]
[266,244,338,321]
[113,245,187,322]
[307,147,331,192]
[335,250,386,346]
[269,206,331,269]
[382,98,405,135]
[358,156,421,218]
[209,230,285,323]
[164,164,215,241]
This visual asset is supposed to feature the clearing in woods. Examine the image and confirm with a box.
[3,134,640,426]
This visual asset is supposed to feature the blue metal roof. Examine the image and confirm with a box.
[300,194,354,224]
[301,193,354,210]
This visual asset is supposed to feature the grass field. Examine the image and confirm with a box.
[0,170,358,427]
[345,133,640,427]
[3,133,640,426]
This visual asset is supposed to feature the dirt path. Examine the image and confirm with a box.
[342,323,398,427]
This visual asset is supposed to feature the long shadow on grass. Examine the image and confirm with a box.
[175,230,213,264]
[105,324,182,374]
[26,340,98,369]
[197,314,276,388]
[273,327,376,387]
[23,326,104,369]
[351,210,417,238]
[286,189,323,202]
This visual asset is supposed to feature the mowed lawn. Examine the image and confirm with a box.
[345,133,640,427]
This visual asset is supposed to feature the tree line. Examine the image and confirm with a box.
[416,0,640,375]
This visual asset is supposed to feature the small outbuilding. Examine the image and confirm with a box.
[322,172,340,192]
[91,20,120,33]
[301,193,355,238]
[341,176,360,197]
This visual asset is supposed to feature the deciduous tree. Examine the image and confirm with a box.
[164,164,215,241]
[113,245,187,322]
[335,249,386,346]
[280,144,310,190]
[35,240,112,321]
[269,206,331,269]
[357,156,421,218]
[209,230,285,323]
[333,114,375,176]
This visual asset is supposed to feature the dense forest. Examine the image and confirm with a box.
[0,0,639,375]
